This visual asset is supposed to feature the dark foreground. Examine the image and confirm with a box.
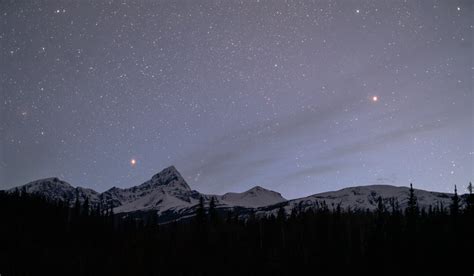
[0,190,472,275]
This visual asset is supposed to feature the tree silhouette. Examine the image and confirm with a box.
[82,197,90,217]
[466,182,473,213]
[1,181,473,275]
[407,183,418,217]
[209,196,218,225]
[195,196,206,225]
[376,196,385,215]
[450,185,459,216]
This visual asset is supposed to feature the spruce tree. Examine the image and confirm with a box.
[376,196,385,215]
[466,182,473,213]
[276,207,286,249]
[450,185,459,216]
[109,205,114,216]
[73,196,81,218]
[247,208,256,223]
[407,183,418,216]
[209,196,218,225]
[195,196,206,225]
[82,197,90,217]
[277,206,286,222]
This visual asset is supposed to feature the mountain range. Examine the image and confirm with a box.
[6,166,463,223]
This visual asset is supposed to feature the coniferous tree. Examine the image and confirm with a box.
[439,201,445,214]
[406,182,419,255]
[82,197,90,217]
[109,205,114,216]
[247,208,256,223]
[73,195,81,219]
[277,206,286,222]
[195,196,206,225]
[376,196,385,215]
[276,207,286,249]
[209,196,218,225]
[466,182,473,213]
[450,185,459,216]
[389,197,399,214]
[407,183,418,216]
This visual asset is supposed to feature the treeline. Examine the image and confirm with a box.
[0,184,473,275]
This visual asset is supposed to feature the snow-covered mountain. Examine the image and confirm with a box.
[101,166,201,214]
[6,166,463,223]
[221,186,286,208]
[9,177,100,205]
[256,185,459,218]
[7,166,286,219]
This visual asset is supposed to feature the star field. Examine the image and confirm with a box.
[1,0,472,198]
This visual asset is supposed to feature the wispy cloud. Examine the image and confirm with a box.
[179,92,452,194]
[320,121,446,161]
[282,163,350,180]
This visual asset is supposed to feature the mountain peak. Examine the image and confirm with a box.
[8,177,101,205]
[246,186,268,193]
[154,165,179,176]
[222,185,286,208]
[21,177,72,191]
[148,166,190,191]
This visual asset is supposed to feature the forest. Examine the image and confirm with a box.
[0,185,472,275]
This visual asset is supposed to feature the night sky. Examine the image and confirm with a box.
[1,0,472,199]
